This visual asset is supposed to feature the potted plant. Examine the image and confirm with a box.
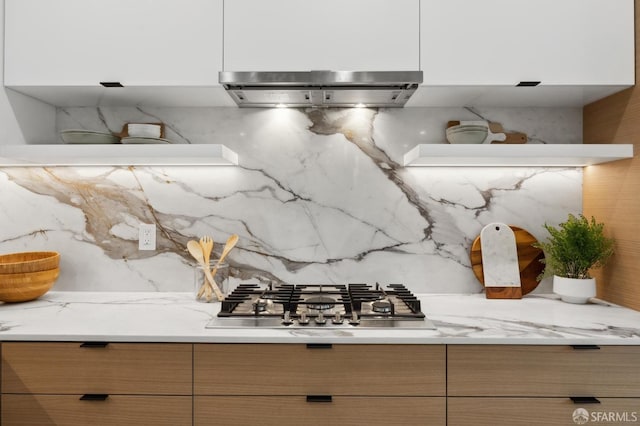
[534,214,614,304]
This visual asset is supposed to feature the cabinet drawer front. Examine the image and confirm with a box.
[194,344,445,396]
[2,342,192,395]
[195,396,445,426]
[1,394,191,426]
[449,397,640,426]
[448,345,640,397]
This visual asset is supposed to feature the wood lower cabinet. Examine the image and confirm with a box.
[448,397,640,426]
[1,342,193,426]
[195,344,445,396]
[448,345,640,397]
[196,396,445,426]
[2,342,192,395]
[2,395,192,426]
[2,342,639,426]
[194,344,446,426]
[447,345,640,425]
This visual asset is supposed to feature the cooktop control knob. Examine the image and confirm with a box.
[332,312,344,324]
[349,311,360,326]
[298,312,310,325]
[315,312,327,325]
[281,311,293,326]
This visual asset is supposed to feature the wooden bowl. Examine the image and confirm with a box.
[0,268,59,302]
[0,252,60,274]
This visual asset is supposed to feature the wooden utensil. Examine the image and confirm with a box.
[187,240,224,302]
[199,236,215,301]
[487,122,528,144]
[210,234,239,280]
[447,121,527,144]
[470,225,544,296]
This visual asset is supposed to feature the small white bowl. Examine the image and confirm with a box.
[127,123,162,138]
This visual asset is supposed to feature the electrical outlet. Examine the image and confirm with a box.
[138,223,156,250]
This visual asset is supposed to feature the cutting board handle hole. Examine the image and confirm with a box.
[495,226,500,231]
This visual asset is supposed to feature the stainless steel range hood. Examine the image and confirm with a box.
[219,70,423,108]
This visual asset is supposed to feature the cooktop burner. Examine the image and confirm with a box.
[206,283,436,329]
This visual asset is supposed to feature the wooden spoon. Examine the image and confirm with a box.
[210,234,239,279]
[199,236,214,300]
[187,240,224,301]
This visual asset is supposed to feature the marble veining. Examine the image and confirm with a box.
[0,107,582,292]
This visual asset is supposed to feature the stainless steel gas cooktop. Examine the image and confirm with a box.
[205,283,436,329]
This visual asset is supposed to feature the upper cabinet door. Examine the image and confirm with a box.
[224,0,420,71]
[420,0,634,86]
[4,0,223,86]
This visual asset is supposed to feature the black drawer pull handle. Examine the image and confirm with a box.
[80,394,109,401]
[80,342,109,348]
[571,345,601,350]
[306,343,332,349]
[306,395,332,403]
[571,397,601,404]
[100,81,123,88]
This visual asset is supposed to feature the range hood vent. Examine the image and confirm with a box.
[219,71,423,108]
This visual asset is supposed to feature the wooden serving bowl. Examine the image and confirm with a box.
[0,268,60,302]
[0,251,60,274]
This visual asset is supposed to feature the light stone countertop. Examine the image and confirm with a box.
[0,292,639,345]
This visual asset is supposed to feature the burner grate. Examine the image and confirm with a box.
[218,282,425,321]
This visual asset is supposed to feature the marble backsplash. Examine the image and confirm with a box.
[0,107,582,293]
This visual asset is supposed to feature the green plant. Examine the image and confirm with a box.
[534,214,614,280]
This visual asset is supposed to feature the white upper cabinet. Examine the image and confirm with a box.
[420,0,634,85]
[410,0,635,106]
[4,0,230,106]
[223,0,420,71]
[3,0,633,108]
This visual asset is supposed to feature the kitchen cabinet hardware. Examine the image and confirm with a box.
[571,344,601,350]
[99,81,123,88]
[570,396,601,404]
[516,81,541,87]
[79,341,109,348]
[306,343,332,349]
[306,395,333,403]
[79,394,109,401]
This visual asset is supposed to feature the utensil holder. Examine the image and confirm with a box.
[194,260,229,302]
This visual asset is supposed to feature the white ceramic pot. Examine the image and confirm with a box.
[552,275,596,304]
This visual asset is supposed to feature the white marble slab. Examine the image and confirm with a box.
[0,292,638,345]
[0,106,583,294]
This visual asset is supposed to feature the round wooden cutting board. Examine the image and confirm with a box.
[470,225,545,295]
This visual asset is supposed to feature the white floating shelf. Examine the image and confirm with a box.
[403,144,633,167]
[0,144,238,166]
